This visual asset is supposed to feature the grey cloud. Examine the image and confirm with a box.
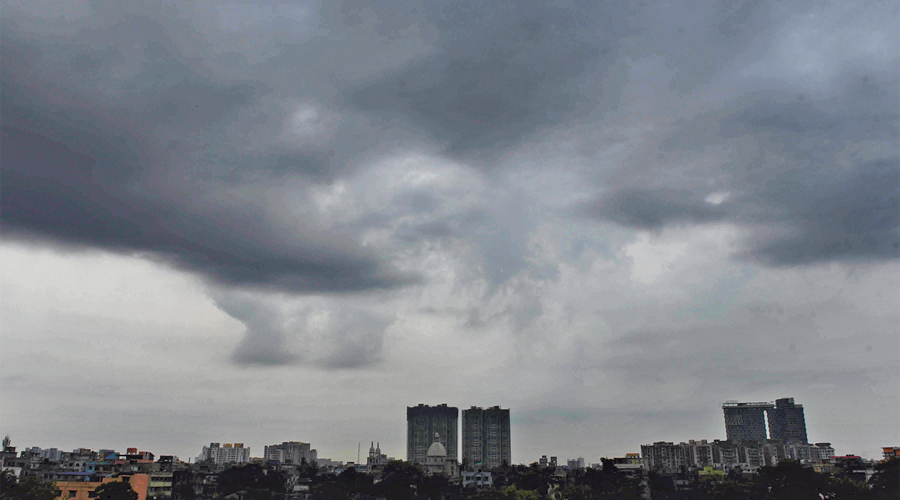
[587,189,727,229]
[347,1,619,159]
[0,19,415,295]
[741,157,900,266]
[592,69,899,266]
[211,290,393,368]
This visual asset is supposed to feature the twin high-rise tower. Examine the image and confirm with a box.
[722,397,808,443]
[407,404,459,465]
[462,406,511,469]
[407,404,511,469]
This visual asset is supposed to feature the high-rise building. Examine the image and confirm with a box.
[197,443,250,464]
[767,398,808,443]
[722,401,773,442]
[264,441,313,464]
[461,406,511,470]
[408,404,458,465]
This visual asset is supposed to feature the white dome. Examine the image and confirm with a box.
[427,441,447,457]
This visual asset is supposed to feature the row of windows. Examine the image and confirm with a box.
[61,490,97,498]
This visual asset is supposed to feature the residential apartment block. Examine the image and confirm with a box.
[461,406,511,470]
[642,439,835,472]
[196,443,250,465]
[408,404,458,465]
[263,441,314,465]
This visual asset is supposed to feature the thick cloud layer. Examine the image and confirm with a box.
[1,0,897,461]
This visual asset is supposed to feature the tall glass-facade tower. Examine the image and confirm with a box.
[722,401,774,442]
[767,397,808,443]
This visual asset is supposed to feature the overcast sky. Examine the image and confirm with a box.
[1,0,898,464]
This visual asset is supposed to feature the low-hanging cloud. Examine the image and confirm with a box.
[210,288,394,368]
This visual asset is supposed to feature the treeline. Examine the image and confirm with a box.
[3,458,897,500]
[201,460,643,500]
[646,459,898,500]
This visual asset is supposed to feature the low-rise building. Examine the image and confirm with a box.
[461,471,492,489]
[55,474,150,500]
[365,442,388,475]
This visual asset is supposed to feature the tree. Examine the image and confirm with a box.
[0,473,59,500]
[374,461,424,499]
[0,471,17,498]
[95,482,138,500]
[217,464,266,496]
[298,460,319,479]
[869,458,899,500]
[472,485,543,500]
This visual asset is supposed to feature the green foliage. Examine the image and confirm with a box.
[869,458,899,500]
[704,479,759,500]
[308,482,351,500]
[217,464,285,496]
[648,460,880,500]
[171,482,195,500]
[95,482,138,500]
[0,471,18,499]
[374,461,424,499]
[0,473,59,500]
[297,461,319,479]
[472,485,543,500]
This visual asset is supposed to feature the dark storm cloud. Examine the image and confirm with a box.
[348,1,620,158]
[2,0,897,384]
[0,17,414,295]
[741,157,900,265]
[587,189,727,229]
[591,69,899,266]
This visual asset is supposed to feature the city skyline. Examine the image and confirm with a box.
[2,0,897,467]
[0,396,871,465]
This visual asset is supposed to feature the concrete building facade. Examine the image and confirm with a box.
[196,443,250,465]
[55,474,150,500]
[407,404,458,465]
[461,406,511,470]
[263,442,312,465]
[722,401,773,442]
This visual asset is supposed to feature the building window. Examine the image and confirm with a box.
[88,493,98,498]
[69,491,77,498]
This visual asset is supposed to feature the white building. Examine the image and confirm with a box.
[366,442,388,474]
[461,471,492,488]
[424,434,458,478]
[197,443,250,465]
[264,442,313,465]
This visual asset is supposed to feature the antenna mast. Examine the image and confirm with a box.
[358,442,360,465]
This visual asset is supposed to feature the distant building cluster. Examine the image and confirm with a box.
[640,439,835,473]
[637,397,881,481]
[1,397,896,499]
[1,439,176,500]
[263,442,316,466]
[196,443,250,465]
